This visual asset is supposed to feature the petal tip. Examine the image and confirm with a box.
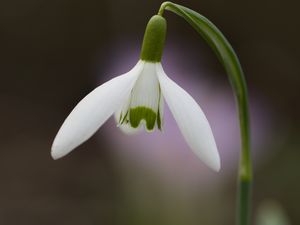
[51,145,62,160]
[51,141,69,160]
[51,152,60,160]
[213,160,221,172]
[209,153,221,172]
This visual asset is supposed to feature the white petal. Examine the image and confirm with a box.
[114,101,143,135]
[51,61,144,159]
[115,62,162,132]
[118,122,144,135]
[130,62,160,111]
[156,64,220,171]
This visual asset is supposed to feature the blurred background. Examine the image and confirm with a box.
[0,0,299,224]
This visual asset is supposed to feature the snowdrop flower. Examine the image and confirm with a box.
[51,15,220,171]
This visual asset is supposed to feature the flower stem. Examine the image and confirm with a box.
[237,89,252,225]
[157,1,170,16]
[158,2,253,225]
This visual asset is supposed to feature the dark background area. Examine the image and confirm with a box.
[0,0,299,224]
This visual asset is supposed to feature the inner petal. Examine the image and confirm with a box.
[116,62,163,132]
[130,63,160,131]
[129,106,157,130]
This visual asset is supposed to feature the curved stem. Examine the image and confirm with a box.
[157,2,169,16]
[158,2,252,225]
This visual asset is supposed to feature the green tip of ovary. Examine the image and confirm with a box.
[140,15,167,62]
[129,107,161,131]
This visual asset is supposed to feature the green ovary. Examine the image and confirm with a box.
[129,106,161,131]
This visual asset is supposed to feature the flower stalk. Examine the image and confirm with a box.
[158,2,252,225]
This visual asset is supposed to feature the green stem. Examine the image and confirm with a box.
[158,2,252,225]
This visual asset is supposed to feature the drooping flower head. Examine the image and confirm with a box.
[51,15,220,171]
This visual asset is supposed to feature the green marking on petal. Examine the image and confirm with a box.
[157,85,162,130]
[129,107,157,131]
[121,111,129,124]
[119,112,123,123]
[157,108,161,130]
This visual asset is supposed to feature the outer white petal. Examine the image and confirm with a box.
[156,64,220,171]
[51,61,144,159]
